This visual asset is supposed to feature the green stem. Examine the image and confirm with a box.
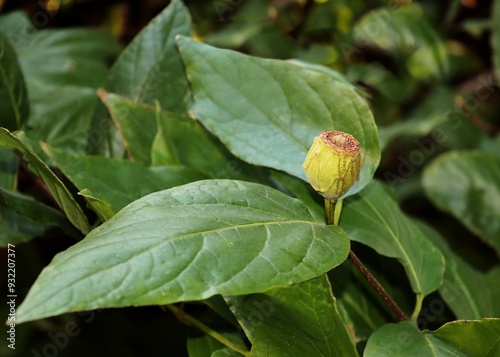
[324,199,337,225]
[333,198,343,226]
[165,305,250,356]
[324,198,408,322]
[411,293,424,322]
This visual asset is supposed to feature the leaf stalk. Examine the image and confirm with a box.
[165,304,250,356]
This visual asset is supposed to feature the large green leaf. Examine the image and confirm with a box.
[43,145,208,213]
[364,319,500,356]
[0,34,29,131]
[15,180,349,323]
[0,129,89,234]
[228,275,358,357]
[90,0,192,156]
[417,221,500,320]
[340,180,445,298]
[423,151,500,256]
[177,36,380,198]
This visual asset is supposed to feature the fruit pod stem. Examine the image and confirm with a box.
[347,251,408,322]
[325,198,408,322]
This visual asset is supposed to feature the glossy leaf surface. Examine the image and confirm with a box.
[43,145,207,213]
[423,151,500,256]
[341,180,445,296]
[417,220,500,319]
[16,180,349,323]
[0,34,29,130]
[230,275,358,357]
[365,319,500,356]
[177,36,380,198]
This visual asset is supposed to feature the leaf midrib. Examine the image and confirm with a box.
[363,197,422,293]
[28,220,336,318]
[55,218,331,265]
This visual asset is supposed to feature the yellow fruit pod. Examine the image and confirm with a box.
[302,131,362,200]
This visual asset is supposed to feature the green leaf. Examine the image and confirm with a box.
[352,4,448,79]
[15,180,349,323]
[378,113,443,151]
[16,28,121,95]
[492,0,500,79]
[0,148,17,190]
[346,63,417,104]
[0,129,90,234]
[187,335,225,357]
[416,220,500,319]
[97,90,152,163]
[204,21,266,49]
[0,147,51,247]
[480,134,500,156]
[99,91,259,180]
[378,86,482,151]
[43,145,208,213]
[78,188,115,222]
[0,206,48,246]
[426,319,500,356]
[26,86,98,156]
[176,36,380,198]
[211,349,244,357]
[104,0,191,112]
[90,0,192,156]
[340,180,445,297]
[0,34,29,131]
[187,333,246,357]
[270,170,324,223]
[364,319,500,357]
[0,11,35,48]
[0,189,80,238]
[151,103,179,166]
[330,263,390,341]
[228,275,358,357]
[97,90,174,165]
[423,151,500,256]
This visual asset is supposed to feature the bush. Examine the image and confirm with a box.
[1,0,499,356]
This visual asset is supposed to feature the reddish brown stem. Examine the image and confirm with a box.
[348,250,408,321]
